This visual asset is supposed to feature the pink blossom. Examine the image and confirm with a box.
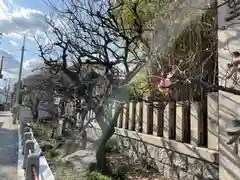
[157,73,173,89]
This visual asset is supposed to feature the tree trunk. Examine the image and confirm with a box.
[96,104,122,171]
[96,126,115,171]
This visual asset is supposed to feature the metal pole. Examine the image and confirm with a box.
[4,78,7,92]
[3,79,7,108]
[13,36,25,124]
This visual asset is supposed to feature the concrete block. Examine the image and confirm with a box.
[22,132,32,154]
[163,165,179,180]
[188,157,204,177]
[158,148,172,165]
[202,163,218,180]
[155,161,164,175]
[148,145,159,160]
[172,152,187,171]
[25,153,39,180]
[138,141,147,154]
[179,171,194,180]
[23,140,35,169]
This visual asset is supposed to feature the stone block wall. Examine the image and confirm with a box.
[86,123,219,180]
[111,135,218,180]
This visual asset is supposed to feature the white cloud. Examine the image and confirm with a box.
[6,67,18,74]
[23,58,44,70]
[0,1,48,39]
[2,70,17,79]
[9,40,18,46]
[4,32,22,39]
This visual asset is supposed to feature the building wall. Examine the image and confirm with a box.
[218,2,240,180]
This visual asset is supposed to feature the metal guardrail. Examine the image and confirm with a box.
[20,121,40,180]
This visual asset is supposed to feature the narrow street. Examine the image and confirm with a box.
[0,111,18,180]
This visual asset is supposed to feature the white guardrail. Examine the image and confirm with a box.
[17,106,55,180]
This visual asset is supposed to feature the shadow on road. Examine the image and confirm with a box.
[0,128,18,166]
[0,126,18,180]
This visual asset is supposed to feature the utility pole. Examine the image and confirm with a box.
[0,56,4,79]
[13,36,25,124]
[4,78,7,100]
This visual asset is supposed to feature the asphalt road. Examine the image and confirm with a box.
[0,111,18,180]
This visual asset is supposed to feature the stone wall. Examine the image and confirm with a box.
[86,124,219,180]
[112,134,218,180]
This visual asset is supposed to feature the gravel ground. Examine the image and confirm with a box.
[0,111,18,180]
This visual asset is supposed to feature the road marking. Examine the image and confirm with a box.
[0,122,4,129]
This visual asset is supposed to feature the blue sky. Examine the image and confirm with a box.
[0,0,58,87]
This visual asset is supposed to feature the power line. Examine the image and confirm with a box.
[0,2,22,31]
[0,3,12,21]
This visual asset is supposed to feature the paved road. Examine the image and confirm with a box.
[0,111,18,180]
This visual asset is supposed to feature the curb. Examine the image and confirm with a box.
[17,124,25,180]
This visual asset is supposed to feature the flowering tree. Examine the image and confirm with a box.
[34,0,236,171]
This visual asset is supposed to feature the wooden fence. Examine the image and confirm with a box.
[61,91,218,151]
[116,92,218,150]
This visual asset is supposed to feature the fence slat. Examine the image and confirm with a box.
[176,103,182,141]
[157,103,164,137]
[198,94,208,147]
[137,101,143,133]
[169,101,176,139]
[190,102,198,146]
[130,101,137,131]
[118,105,123,128]
[207,92,218,150]
[124,103,130,129]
